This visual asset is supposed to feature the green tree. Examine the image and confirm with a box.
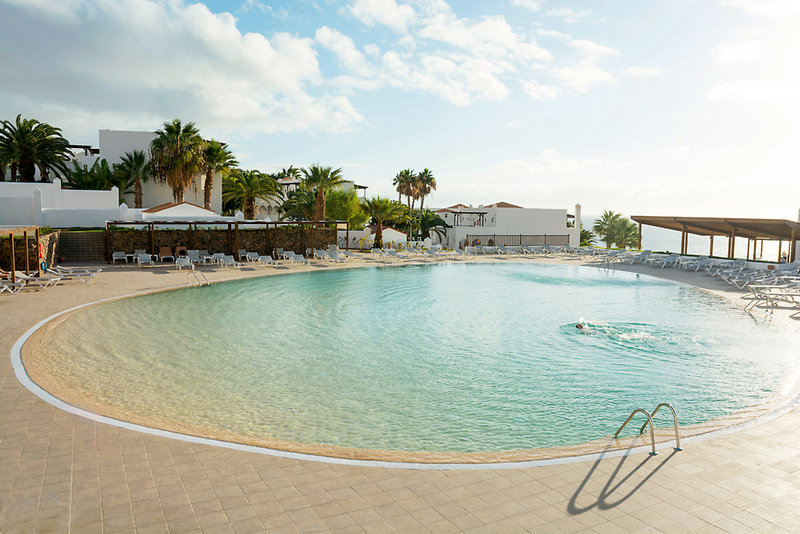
[150,119,205,202]
[325,189,368,229]
[417,209,449,240]
[611,218,640,249]
[580,228,596,247]
[393,168,415,207]
[222,169,281,220]
[64,160,109,190]
[201,140,238,210]
[363,197,405,249]
[279,188,316,221]
[116,150,151,208]
[416,168,436,214]
[301,164,344,222]
[592,210,623,248]
[0,114,71,182]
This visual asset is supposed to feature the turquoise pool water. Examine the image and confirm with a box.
[38,263,799,453]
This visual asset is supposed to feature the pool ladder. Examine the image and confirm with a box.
[186,269,209,286]
[614,403,682,455]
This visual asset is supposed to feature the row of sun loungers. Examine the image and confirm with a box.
[1,265,101,294]
[613,249,800,314]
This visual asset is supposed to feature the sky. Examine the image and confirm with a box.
[1,0,799,219]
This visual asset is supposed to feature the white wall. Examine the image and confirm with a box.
[436,206,577,248]
[0,180,120,227]
[98,129,222,213]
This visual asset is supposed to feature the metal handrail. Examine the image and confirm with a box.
[186,269,209,286]
[639,402,682,451]
[614,408,657,455]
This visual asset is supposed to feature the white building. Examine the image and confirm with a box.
[434,202,581,249]
[93,129,222,213]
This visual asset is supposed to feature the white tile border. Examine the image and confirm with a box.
[9,262,800,470]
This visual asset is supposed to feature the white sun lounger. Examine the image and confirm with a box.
[175,257,194,270]
[258,255,278,267]
[137,253,155,268]
[222,255,241,269]
[0,279,25,294]
[112,251,128,263]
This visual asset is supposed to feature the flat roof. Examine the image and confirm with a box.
[631,215,800,241]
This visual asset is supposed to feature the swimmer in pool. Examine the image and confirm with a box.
[576,321,593,334]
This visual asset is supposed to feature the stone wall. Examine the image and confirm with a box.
[105,227,337,260]
[0,230,59,272]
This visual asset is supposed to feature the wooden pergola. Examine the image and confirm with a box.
[104,220,350,261]
[631,216,800,262]
[1,225,40,284]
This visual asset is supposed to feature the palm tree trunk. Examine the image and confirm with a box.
[174,186,184,203]
[135,179,143,208]
[10,162,17,181]
[245,198,255,220]
[203,170,213,210]
[375,222,383,249]
[19,159,35,182]
[315,189,325,221]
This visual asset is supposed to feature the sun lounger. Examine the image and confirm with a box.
[47,267,97,284]
[159,247,176,262]
[175,257,194,270]
[314,249,329,261]
[0,279,25,294]
[137,253,155,268]
[16,271,62,288]
[222,255,241,269]
[245,252,259,262]
[258,255,278,267]
[112,251,128,263]
[292,254,310,265]
[342,250,359,260]
[328,250,347,263]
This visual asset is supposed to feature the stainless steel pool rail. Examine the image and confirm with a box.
[639,402,682,451]
[186,269,209,286]
[614,403,682,455]
[615,408,657,455]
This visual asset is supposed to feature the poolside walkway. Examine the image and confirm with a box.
[1,256,799,533]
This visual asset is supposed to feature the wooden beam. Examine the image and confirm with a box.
[9,232,15,284]
[778,240,783,262]
[709,235,714,256]
[729,228,736,259]
[23,230,30,275]
[35,227,40,276]
[791,228,797,262]
[234,221,240,259]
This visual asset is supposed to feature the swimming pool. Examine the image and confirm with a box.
[29,263,800,459]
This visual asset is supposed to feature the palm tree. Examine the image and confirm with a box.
[65,159,112,190]
[0,114,71,182]
[301,165,343,221]
[580,228,596,247]
[363,197,404,249]
[279,188,316,221]
[592,210,623,248]
[222,169,281,220]
[417,209,449,240]
[201,140,238,210]
[393,169,415,206]
[612,218,640,249]
[116,150,151,208]
[416,168,436,213]
[150,119,205,202]
[275,166,301,179]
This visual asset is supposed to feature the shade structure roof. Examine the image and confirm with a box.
[631,216,800,241]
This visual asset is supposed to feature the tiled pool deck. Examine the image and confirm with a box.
[1,256,799,533]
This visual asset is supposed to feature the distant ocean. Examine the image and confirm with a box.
[583,216,790,263]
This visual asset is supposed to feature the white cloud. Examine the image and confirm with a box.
[623,66,661,77]
[546,8,591,23]
[707,80,796,103]
[715,40,763,64]
[0,0,364,138]
[523,80,563,100]
[510,0,542,12]
[547,39,618,92]
[316,26,372,76]
[344,0,416,33]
